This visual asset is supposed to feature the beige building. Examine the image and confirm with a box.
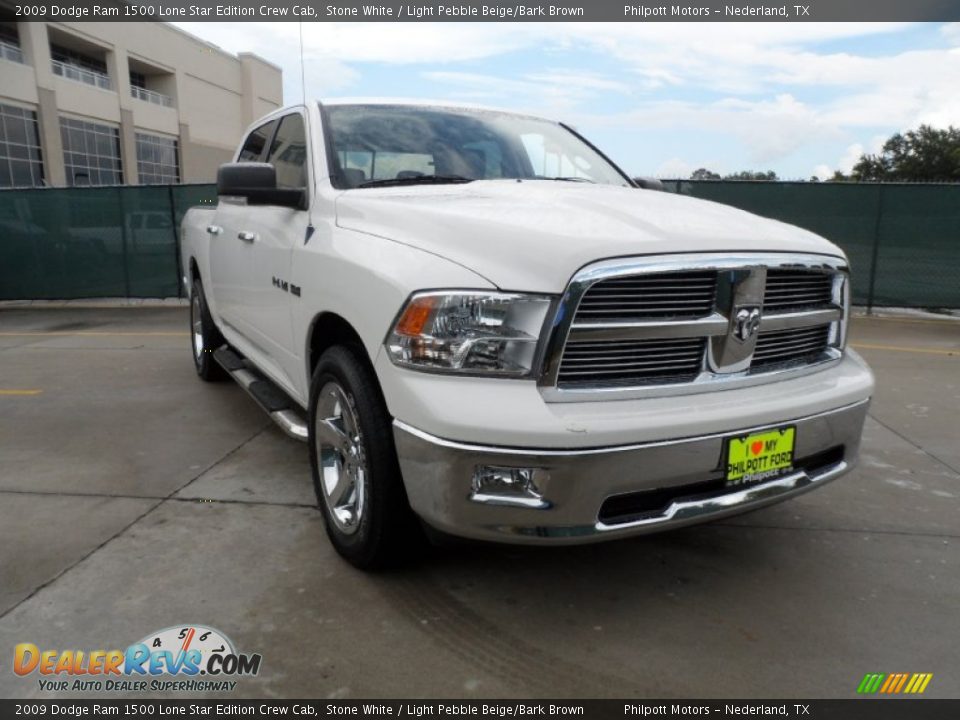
[0,20,282,187]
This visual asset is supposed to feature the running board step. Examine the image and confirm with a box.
[213,348,309,442]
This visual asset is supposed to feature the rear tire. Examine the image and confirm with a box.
[190,277,226,381]
[308,344,421,569]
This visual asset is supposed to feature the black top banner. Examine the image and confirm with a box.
[8,0,960,21]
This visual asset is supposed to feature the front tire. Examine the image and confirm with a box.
[190,277,226,381]
[308,345,420,569]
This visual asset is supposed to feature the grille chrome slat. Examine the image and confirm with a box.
[564,348,704,358]
[762,269,833,312]
[567,314,730,343]
[560,367,700,377]
[563,355,704,366]
[752,325,831,369]
[562,359,703,370]
[557,336,705,386]
[755,342,825,354]
[755,345,826,358]
[756,332,827,346]
[575,270,717,323]
[565,349,705,358]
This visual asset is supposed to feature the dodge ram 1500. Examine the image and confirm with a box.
[181,100,874,568]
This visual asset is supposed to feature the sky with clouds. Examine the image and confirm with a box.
[174,21,960,180]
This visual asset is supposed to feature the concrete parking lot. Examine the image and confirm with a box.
[1,306,957,699]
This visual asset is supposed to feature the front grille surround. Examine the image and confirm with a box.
[539,253,848,402]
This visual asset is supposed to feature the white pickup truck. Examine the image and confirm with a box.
[181,99,874,568]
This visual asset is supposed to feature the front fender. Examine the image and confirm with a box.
[290,225,496,400]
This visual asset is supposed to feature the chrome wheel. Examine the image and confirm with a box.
[191,292,203,360]
[315,381,366,535]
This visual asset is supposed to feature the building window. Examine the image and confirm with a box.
[0,23,24,64]
[0,103,45,187]
[135,132,179,184]
[60,117,123,186]
[50,44,107,74]
[50,43,111,90]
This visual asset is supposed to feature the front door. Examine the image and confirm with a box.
[240,111,311,395]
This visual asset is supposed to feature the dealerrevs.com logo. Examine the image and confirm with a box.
[13,625,262,693]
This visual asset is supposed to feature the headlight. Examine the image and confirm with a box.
[386,292,553,377]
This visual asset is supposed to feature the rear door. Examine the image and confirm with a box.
[209,118,276,333]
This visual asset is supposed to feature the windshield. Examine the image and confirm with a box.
[322,104,632,189]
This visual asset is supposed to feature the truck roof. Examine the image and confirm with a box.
[317,97,554,122]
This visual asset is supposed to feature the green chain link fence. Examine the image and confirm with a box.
[661,180,960,309]
[1,181,958,307]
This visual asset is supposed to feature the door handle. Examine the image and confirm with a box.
[238,231,256,243]
[206,225,222,235]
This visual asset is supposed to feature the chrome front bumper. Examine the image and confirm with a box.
[392,399,869,545]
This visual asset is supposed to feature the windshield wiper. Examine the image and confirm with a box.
[535,176,596,183]
[355,174,474,189]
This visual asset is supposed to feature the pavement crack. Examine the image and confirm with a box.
[0,498,165,622]
[0,424,271,622]
[868,412,960,477]
[717,521,960,540]
[0,487,314,509]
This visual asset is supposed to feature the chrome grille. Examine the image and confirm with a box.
[752,325,831,370]
[575,271,717,321]
[540,253,848,401]
[558,337,705,387]
[764,269,833,311]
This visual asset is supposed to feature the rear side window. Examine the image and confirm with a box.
[238,120,276,162]
[266,113,308,189]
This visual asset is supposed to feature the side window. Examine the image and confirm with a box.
[266,113,308,189]
[238,120,276,162]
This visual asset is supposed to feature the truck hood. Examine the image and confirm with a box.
[334,180,843,293]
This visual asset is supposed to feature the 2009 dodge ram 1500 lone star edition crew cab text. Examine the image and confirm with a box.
[181,100,874,568]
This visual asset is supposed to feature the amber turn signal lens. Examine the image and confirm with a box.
[395,296,437,336]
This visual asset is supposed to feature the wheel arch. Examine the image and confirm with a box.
[306,311,374,380]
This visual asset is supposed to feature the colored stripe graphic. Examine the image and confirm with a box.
[857,674,885,694]
[858,673,932,694]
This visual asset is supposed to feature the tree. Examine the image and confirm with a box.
[723,170,778,181]
[847,125,960,182]
[690,168,721,180]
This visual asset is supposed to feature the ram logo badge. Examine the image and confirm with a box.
[733,306,762,343]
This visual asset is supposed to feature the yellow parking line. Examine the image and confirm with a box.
[852,342,958,356]
[0,389,43,396]
[0,331,188,337]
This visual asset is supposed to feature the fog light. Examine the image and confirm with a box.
[471,465,549,508]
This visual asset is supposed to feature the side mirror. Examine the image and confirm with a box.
[217,163,306,210]
[632,176,665,191]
